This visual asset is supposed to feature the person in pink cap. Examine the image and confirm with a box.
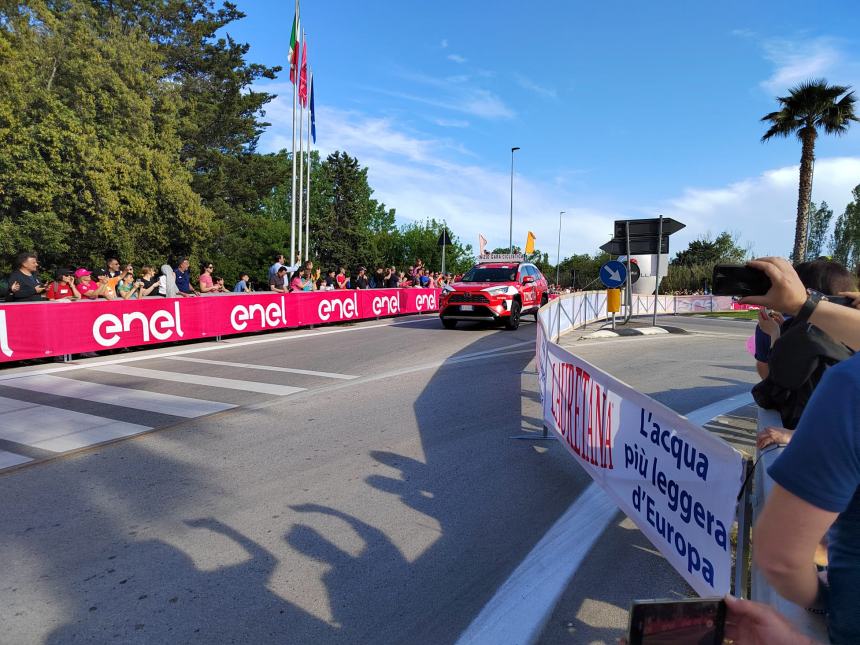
[75,268,105,299]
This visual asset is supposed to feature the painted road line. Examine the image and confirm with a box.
[0,315,431,383]
[456,392,754,645]
[1,374,235,417]
[0,450,32,470]
[0,402,151,452]
[87,365,305,397]
[162,356,358,380]
[455,483,618,645]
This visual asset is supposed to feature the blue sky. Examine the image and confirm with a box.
[226,0,860,260]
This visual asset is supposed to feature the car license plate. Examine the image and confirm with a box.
[460,305,474,311]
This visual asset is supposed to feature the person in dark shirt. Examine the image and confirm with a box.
[354,267,369,290]
[6,252,47,302]
[174,257,197,296]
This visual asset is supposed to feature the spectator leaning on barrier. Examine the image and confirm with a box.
[233,273,252,293]
[742,257,860,645]
[354,267,369,290]
[270,265,289,293]
[6,252,47,302]
[94,269,118,299]
[47,268,81,300]
[74,268,100,299]
[117,272,141,299]
[336,266,347,289]
[268,254,285,283]
[174,258,198,296]
[137,266,160,297]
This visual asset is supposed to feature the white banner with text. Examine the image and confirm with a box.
[537,328,744,596]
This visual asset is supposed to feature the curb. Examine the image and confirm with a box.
[581,325,688,339]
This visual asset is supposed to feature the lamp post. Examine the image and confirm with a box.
[556,211,565,285]
[509,146,520,253]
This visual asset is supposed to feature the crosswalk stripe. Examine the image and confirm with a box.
[0,450,32,469]
[87,365,305,397]
[163,356,358,380]
[2,374,235,418]
[0,399,151,452]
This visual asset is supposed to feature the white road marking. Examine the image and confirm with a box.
[455,484,618,645]
[0,314,431,383]
[87,365,305,397]
[0,451,32,469]
[638,327,669,335]
[0,401,150,452]
[1,374,235,417]
[456,392,753,645]
[162,356,357,380]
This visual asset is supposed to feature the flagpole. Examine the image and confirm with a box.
[305,70,312,260]
[297,31,306,262]
[289,0,299,264]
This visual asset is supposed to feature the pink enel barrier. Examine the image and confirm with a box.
[0,289,441,363]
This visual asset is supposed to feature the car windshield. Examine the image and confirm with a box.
[461,266,517,282]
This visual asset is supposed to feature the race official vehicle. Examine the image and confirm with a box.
[439,254,549,330]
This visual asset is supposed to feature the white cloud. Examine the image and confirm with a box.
[447,54,467,64]
[760,37,843,93]
[660,157,860,256]
[514,74,558,99]
[432,118,470,128]
[373,87,514,120]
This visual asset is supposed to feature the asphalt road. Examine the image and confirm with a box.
[0,313,759,644]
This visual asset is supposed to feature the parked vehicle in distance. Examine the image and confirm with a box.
[438,254,549,330]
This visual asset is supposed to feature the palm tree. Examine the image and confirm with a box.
[761,79,858,261]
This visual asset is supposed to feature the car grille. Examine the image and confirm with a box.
[449,293,489,304]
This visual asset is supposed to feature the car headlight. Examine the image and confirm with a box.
[485,286,510,296]
[442,284,455,294]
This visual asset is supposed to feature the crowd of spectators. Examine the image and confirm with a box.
[2,252,458,303]
[741,257,860,644]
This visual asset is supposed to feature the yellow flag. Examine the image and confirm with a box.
[525,231,536,254]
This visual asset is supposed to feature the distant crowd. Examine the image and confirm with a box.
[2,252,458,303]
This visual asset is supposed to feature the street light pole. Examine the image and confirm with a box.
[556,211,565,285]
[509,146,520,253]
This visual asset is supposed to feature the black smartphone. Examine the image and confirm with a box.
[628,598,726,645]
[712,264,772,297]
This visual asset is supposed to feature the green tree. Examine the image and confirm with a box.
[805,200,834,260]
[671,232,748,267]
[761,79,858,261]
[830,185,860,268]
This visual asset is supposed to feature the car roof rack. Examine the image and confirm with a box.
[475,253,526,264]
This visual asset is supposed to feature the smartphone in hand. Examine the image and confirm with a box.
[628,598,726,645]
[712,265,772,297]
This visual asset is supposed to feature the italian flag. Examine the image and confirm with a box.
[289,12,300,84]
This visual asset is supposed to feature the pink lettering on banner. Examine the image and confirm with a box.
[0,289,440,363]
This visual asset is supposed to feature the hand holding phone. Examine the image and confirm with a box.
[712,265,772,297]
[628,598,725,645]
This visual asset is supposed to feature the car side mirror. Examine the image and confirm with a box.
[522,276,535,284]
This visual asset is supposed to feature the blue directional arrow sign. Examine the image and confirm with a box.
[599,260,627,288]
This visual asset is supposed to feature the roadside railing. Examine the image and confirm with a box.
[750,408,828,641]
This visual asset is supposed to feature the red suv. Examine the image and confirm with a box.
[439,256,549,330]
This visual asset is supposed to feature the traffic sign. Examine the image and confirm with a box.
[614,218,685,239]
[599,260,628,288]
[599,236,669,256]
[627,260,641,284]
[437,229,452,247]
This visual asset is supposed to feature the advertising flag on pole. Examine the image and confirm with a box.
[309,74,316,143]
[525,231,536,255]
[478,234,488,256]
[289,11,301,84]
[299,38,308,106]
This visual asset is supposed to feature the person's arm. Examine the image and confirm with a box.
[67,279,81,299]
[753,485,835,607]
[742,257,860,350]
[119,285,134,300]
[140,280,159,297]
[723,595,822,645]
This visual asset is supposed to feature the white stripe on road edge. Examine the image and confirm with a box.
[1,374,235,417]
[0,314,432,383]
[0,401,150,452]
[87,366,305,397]
[0,450,32,469]
[456,391,755,645]
[162,356,357,380]
[455,483,617,645]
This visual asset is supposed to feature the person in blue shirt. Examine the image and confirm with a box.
[744,257,860,644]
[233,273,252,293]
[174,257,197,296]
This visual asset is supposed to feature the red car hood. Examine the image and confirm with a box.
[449,282,511,291]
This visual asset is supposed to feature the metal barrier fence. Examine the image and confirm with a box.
[751,408,828,640]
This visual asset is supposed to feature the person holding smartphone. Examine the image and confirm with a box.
[742,257,860,644]
[47,268,81,300]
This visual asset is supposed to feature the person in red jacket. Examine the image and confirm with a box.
[47,268,81,300]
